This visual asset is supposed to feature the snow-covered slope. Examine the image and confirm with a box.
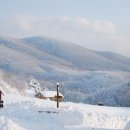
[64,71,130,106]
[1,35,130,73]
[1,94,130,130]
[1,35,130,106]
[0,36,76,75]
[23,36,130,71]
[0,72,19,95]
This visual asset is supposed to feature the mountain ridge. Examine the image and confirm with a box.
[22,36,130,71]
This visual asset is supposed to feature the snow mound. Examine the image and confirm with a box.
[25,88,35,97]
[83,112,128,129]
[123,121,130,130]
[1,94,130,130]
[0,116,26,130]
[57,109,83,125]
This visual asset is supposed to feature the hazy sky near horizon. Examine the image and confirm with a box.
[0,0,130,57]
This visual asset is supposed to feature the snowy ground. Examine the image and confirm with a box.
[0,94,130,130]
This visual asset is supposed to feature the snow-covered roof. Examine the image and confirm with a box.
[39,90,63,97]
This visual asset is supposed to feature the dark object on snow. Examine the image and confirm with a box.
[0,90,4,101]
[38,111,58,114]
[0,90,4,108]
[0,100,3,108]
[97,102,104,106]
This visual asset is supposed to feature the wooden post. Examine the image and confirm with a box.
[57,82,60,108]
[0,100,3,108]
[0,90,4,108]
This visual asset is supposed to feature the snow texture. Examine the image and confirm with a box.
[39,90,63,97]
[1,94,130,130]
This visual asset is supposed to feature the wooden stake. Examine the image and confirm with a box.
[57,82,60,108]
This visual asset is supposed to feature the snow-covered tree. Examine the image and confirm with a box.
[28,77,41,93]
[42,80,47,91]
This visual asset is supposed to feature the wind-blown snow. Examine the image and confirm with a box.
[0,79,19,95]
[1,94,130,130]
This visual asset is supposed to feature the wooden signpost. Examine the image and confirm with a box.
[56,82,60,108]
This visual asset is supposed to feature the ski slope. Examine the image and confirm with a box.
[0,94,130,130]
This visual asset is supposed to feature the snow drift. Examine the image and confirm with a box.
[1,94,130,130]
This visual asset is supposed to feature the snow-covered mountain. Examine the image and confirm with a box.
[1,35,130,106]
[23,36,130,71]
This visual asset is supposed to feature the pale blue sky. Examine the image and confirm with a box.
[0,0,130,56]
